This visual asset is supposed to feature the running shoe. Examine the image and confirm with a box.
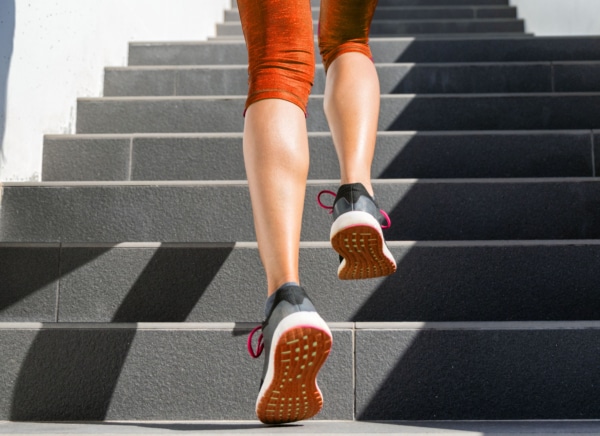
[247,284,332,424]
[318,182,397,280]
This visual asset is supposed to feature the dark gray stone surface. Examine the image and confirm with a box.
[4,180,600,242]
[131,135,247,180]
[6,421,600,435]
[224,6,517,22]
[57,245,258,322]
[356,328,600,420]
[378,63,552,94]
[370,131,593,178]
[76,95,600,134]
[42,137,131,181]
[56,243,600,323]
[76,97,246,134]
[111,132,593,180]
[231,0,510,6]
[105,63,553,97]
[475,6,516,18]
[104,68,176,97]
[554,62,600,92]
[1,327,352,420]
[0,246,59,322]
[595,130,600,177]
[365,19,520,36]
[375,94,600,131]
[128,37,600,66]
[216,19,524,37]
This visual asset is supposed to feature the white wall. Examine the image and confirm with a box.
[0,0,230,182]
[510,0,600,36]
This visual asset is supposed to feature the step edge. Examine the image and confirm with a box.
[4,240,600,249]
[3,177,600,188]
[3,321,600,331]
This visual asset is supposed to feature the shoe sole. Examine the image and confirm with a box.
[256,312,332,424]
[330,211,397,280]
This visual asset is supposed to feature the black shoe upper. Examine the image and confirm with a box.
[332,183,386,227]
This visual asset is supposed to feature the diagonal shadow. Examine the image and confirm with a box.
[111,245,235,322]
[353,151,600,420]
[10,244,235,420]
[0,0,15,171]
[0,245,113,319]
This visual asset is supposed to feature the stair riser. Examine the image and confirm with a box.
[231,0,510,6]
[216,20,525,37]
[0,326,353,420]
[224,7,518,21]
[105,63,569,96]
[42,132,595,182]
[77,95,600,134]
[104,63,600,96]
[128,37,600,65]
[356,328,600,420]
[4,243,600,323]
[3,181,600,242]
[2,325,599,420]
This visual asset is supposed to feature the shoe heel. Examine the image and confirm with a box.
[256,325,332,424]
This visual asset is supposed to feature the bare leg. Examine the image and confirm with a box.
[244,99,309,296]
[324,52,379,197]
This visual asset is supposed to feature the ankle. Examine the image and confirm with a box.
[340,179,373,197]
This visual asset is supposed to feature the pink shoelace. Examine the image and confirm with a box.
[316,190,392,230]
[247,325,264,358]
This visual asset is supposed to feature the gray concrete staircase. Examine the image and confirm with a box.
[2,0,600,426]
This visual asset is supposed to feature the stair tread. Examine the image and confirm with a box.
[3,420,600,435]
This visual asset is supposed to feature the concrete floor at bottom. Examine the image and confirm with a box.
[2,421,600,435]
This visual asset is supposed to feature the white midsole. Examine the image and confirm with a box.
[255,311,332,411]
[331,211,396,273]
[330,210,382,240]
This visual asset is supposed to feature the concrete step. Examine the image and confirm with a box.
[3,179,600,242]
[76,94,600,134]
[2,321,600,420]
[106,61,600,96]
[224,6,518,21]
[216,19,525,37]
[41,131,596,182]
[4,241,600,323]
[3,421,600,436]
[231,0,511,7]
[128,36,600,66]
[210,33,534,41]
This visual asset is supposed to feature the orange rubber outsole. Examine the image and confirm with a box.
[331,224,397,280]
[256,326,332,424]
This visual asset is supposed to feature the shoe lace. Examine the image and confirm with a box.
[247,325,264,358]
[317,190,392,230]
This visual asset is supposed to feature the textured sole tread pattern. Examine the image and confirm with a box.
[256,326,332,424]
[332,224,397,280]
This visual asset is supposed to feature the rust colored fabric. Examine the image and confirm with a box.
[318,0,378,72]
[238,0,315,114]
[239,0,378,115]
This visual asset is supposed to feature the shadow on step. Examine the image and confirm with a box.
[355,325,600,420]
[9,244,235,420]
